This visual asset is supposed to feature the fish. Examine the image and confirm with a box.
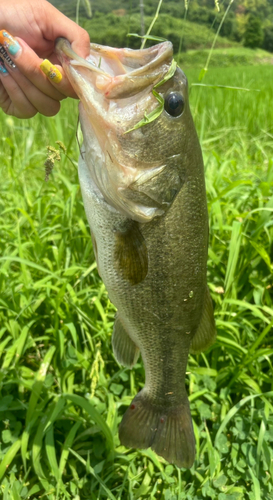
[55,38,216,469]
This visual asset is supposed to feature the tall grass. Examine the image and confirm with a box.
[0,63,273,499]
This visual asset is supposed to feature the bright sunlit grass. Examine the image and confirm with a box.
[0,62,273,499]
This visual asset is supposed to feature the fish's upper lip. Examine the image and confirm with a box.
[55,38,109,76]
[55,37,173,79]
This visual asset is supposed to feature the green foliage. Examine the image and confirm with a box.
[263,25,273,52]
[0,61,273,498]
[79,12,237,51]
[48,0,273,54]
[244,14,264,48]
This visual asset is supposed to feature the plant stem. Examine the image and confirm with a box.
[141,0,163,49]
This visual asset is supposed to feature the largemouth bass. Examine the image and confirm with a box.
[55,38,216,468]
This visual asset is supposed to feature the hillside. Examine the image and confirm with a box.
[79,13,239,52]
[48,0,240,53]
[47,1,273,65]
[48,0,273,52]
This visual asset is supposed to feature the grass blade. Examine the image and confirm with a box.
[62,394,114,450]
[0,439,21,481]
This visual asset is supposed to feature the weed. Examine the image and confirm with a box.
[0,46,273,500]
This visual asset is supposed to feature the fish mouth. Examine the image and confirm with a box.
[55,38,175,222]
[55,38,173,99]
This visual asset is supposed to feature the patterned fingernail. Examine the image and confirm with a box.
[0,45,16,68]
[40,59,62,83]
[0,30,21,57]
[0,56,8,75]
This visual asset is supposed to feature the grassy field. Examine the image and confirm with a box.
[179,47,273,68]
[0,59,273,500]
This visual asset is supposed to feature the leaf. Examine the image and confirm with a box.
[224,220,242,294]
[109,383,124,395]
[215,392,273,448]
[125,59,177,133]
[62,394,114,450]
[26,345,56,425]
[249,239,272,272]
[45,426,60,482]
[58,421,81,477]
[0,256,65,282]
[125,94,164,133]
[192,83,260,92]
[2,324,31,369]
[0,439,21,481]
[248,467,261,500]
[127,33,167,42]
[68,448,116,500]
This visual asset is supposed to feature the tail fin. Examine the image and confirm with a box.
[119,390,195,469]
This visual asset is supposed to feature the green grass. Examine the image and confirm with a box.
[0,62,273,499]
[179,47,273,68]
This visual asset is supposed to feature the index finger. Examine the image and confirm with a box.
[2,36,79,99]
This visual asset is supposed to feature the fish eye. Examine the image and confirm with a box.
[164,92,184,117]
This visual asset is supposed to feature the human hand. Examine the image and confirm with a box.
[0,0,90,118]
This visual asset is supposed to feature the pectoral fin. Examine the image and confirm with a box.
[112,314,140,368]
[190,287,216,353]
[114,221,148,285]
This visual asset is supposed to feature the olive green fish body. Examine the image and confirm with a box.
[79,123,208,467]
[56,38,216,468]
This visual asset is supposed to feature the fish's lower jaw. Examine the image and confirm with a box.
[119,390,195,469]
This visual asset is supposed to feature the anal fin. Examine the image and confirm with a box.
[190,286,216,354]
[112,314,140,368]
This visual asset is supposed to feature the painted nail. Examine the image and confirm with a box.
[0,45,16,68]
[0,56,8,75]
[0,30,21,57]
[40,59,62,83]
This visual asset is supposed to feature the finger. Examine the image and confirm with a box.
[0,72,37,118]
[0,32,78,99]
[0,78,13,116]
[18,38,78,99]
[0,68,61,118]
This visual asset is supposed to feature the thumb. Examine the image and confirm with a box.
[42,3,90,59]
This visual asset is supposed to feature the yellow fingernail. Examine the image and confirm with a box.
[40,59,62,83]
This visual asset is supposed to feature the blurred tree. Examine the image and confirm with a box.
[233,12,248,42]
[244,14,263,48]
[216,11,235,37]
[263,25,273,52]
[48,0,273,53]
[243,0,269,17]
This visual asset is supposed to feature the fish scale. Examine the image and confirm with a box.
[56,37,216,468]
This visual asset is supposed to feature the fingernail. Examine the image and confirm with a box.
[40,59,62,84]
[0,30,21,57]
[0,57,8,75]
[0,45,16,68]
